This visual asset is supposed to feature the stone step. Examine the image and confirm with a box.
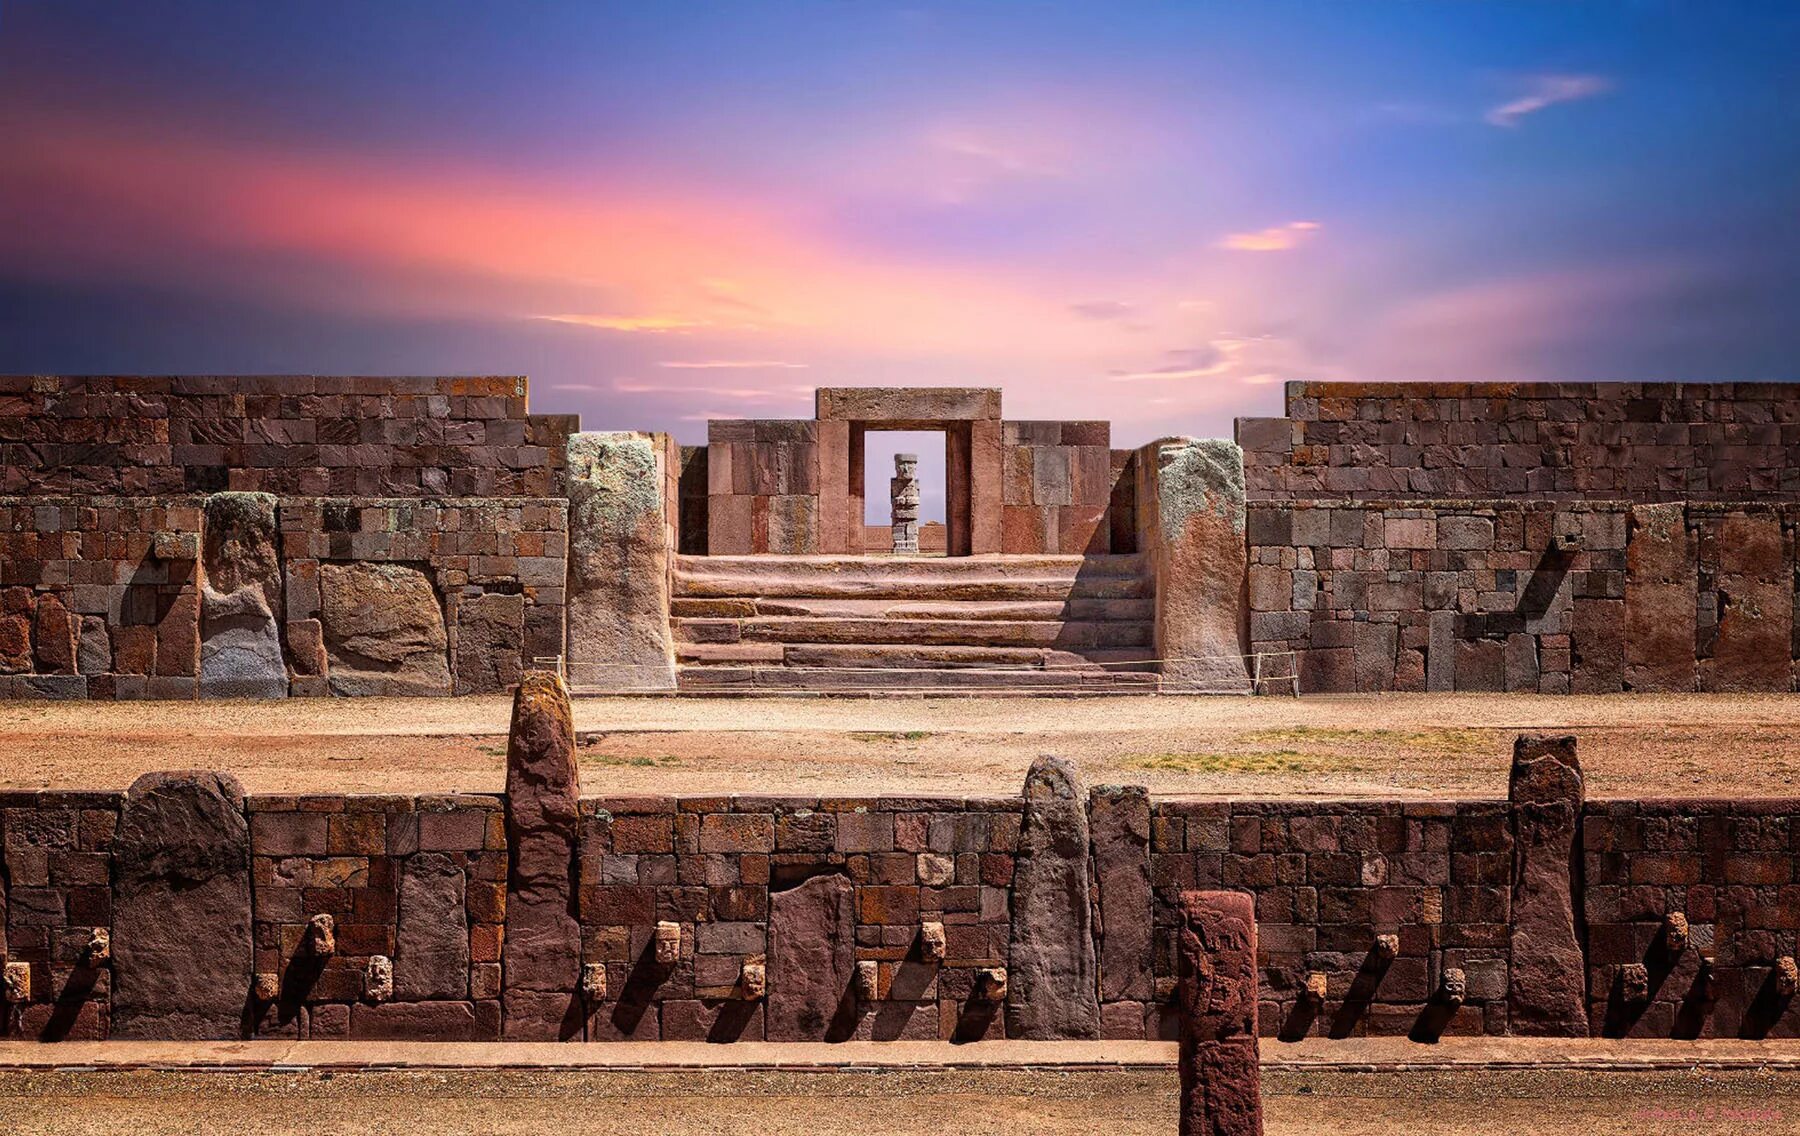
[675,644,1160,671]
[674,554,1151,601]
[676,665,1162,693]
[670,597,1154,622]
[674,616,1154,650]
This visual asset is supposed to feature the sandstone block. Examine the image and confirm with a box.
[397,852,470,1001]
[111,771,254,1039]
[319,561,451,696]
[1007,756,1100,1039]
[1090,785,1152,1002]
[454,591,525,695]
[1507,734,1587,1036]
[1177,890,1262,1136]
[766,873,855,1041]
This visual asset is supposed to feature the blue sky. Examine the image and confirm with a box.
[3,0,1797,500]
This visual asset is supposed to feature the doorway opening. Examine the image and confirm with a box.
[862,431,946,555]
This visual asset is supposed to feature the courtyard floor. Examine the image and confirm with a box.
[1,692,1795,797]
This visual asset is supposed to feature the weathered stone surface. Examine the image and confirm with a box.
[396,852,469,1001]
[111,771,254,1039]
[454,591,525,695]
[0,612,30,673]
[766,873,855,1041]
[1507,734,1587,1036]
[1007,756,1100,1039]
[1177,890,1262,1136]
[319,561,451,696]
[77,614,111,676]
[349,1000,478,1040]
[32,594,77,675]
[199,492,287,699]
[564,432,676,691]
[1700,510,1791,693]
[1144,439,1251,692]
[1623,503,1696,692]
[1090,784,1152,1002]
[502,671,582,1038]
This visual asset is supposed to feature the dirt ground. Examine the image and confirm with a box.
[1,692,1797,798]
[0,1066,1791,1135]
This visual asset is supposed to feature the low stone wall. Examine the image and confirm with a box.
[3,726,1794,1043]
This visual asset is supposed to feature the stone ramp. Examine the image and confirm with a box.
[671,554,1159,693]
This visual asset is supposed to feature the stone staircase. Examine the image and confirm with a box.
[672,554,1160,692]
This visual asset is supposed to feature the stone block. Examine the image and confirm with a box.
[766,873,855,1041]
[565,433,676,691]
[1176,891,1261,1136]
[319,561,451,696]
[502,672,583,1038]
[1091,785,1152,1002]
[1007,757,1099,1039]
[454,592,525,695]
[1507,735,1587,1036]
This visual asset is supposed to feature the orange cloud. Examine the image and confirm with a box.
[1217,220,1321,252]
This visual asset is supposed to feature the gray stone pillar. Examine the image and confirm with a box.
[111,771,254,1039]
[199,492,288,698]
[1139,438,1251,693]
[1007,756,1100,1039]
[1178,890,1263,1136]
[502,670,584,1038]
[1507,733,1588,1035]
[890,453,920,554]
[564,432,676,691]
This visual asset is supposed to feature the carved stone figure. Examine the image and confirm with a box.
[890,453,920,554]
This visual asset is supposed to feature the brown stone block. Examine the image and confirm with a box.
[154,593,199,677]
[707,494,753,555]
[1002,505,1051,554]
[32,594,77,675]
[1623,503,1695,692]
[0,613,30,674]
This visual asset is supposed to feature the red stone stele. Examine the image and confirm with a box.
[1177,890,1263,1136]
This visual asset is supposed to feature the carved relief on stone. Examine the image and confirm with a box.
[890,453,921,554]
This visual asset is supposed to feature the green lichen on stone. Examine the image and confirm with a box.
[1157,437,1245,536]
[566,431,661,525]
[202,491,278,532]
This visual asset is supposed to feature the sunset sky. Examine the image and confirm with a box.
[3,1,1798,461]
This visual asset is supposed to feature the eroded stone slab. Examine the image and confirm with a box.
[1177,890,1262,1136]
[1147,439,1251,693]
[454,591,525,695]
[564,432,677,691]
[1090,784,1152,1003]
[199,492,287,699]
[502,671,582,1038]
[1507,734,1587,1036]
[319,561,451,696]
[111,771,254,1039]
[396,852,469,1001]
[766,873,855,1041]
[1623,503,1696,692]
[1007,756,1100,1039]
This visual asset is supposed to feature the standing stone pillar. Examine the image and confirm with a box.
[199,492,288,699]
[890,453,920,554]
[1507,734,1588,1035]
[1622,503,1696,692]
[502,671,583,1038]
[111,771,254,1039]
[766,873,856,1041]
[1091,785,1152,1010]
[564,432,676,691]
[1007,756,1100,1039]
[1138,439,1252,693]
[1177,890,1263,1136]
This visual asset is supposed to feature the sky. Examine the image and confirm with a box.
[3,1,1798,508]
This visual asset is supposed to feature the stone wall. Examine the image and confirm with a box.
[4,375,579,498]
[1239,381,1800,503]
[0,495,565,699]
[3,743,1794,1042]
[1246,500,1799,695]
[999,422,1121,554]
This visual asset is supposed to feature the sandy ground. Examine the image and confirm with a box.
[1,692,1797,798]
[0,1067,1792,1135]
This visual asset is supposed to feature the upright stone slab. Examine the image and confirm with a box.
[1007,756,1100,1039]
[199,492,288,698]
[111,771,254,1039]
[1178,891,1262,1136]
[564,432,677,691]
[1141,439,1251,692]
[1507,734,1588,1035]
[1699,510,1792,693]
[502,671,583,1038]
[396,852,470,1001]
[766,873,856,1041]
[1623,503,1696,692]
[1090,784,1152,1003]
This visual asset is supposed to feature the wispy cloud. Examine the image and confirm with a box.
[1109,344,1228,381]
[659,360,809,369]
[1217,220,1320,252]
[1068,299,1136,321]
[1485,74,1611,128]
[533,314,711,333]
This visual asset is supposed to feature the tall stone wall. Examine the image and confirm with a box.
[3,375,579,498]
[1246,500,1800,695]
[1240,381,1800,503]
[1,752,1798,1042]
[999,421,1121,554]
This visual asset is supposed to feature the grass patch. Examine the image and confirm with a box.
[580,753,683,768]
[1238,726,1487,752]
[849,730,932,742]
[1126,750,1358,774]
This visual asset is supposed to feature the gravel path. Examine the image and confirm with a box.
[0,1067,1791,1135]
[0,692,1795,797]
